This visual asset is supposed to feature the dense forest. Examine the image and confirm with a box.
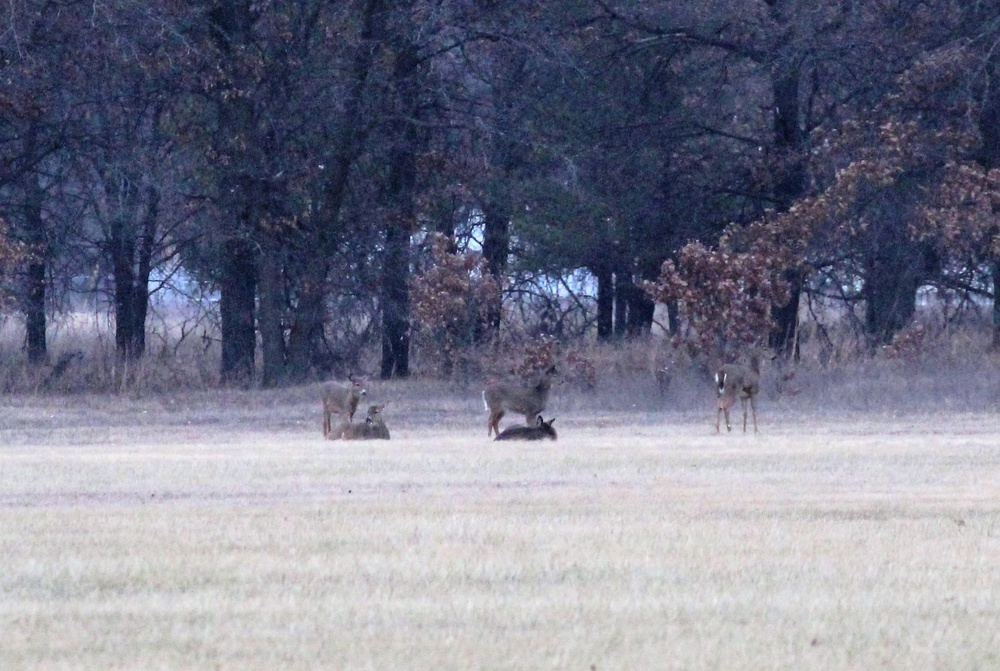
[2,0,1000,388]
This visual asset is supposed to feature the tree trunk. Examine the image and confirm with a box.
[109,184,158,362]
[976,62,1000,349]
[666,299,679,335]
[380,218,411,379]
[132,185,157,358]
[613,271,629,338]
[110,220,142,361]
[862,187,927,349]
[769,269,801,359]
[257,232,286,387]
[864,256,920,349]
[993,262,1000,351]
[480,201,509,336]
[595,265,613,340]
[22,168,46,365]
[768,59,807,358]
[220,236,257,385]
[626,289,655,337]
[286,254,329,381]
[626,259,657,337]
[378,41,420,380]
[24,260,46,364]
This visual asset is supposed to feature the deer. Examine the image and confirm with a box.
[482,364,557,438]
[321,374,367,438]
[494,415,557,441]
[329,404,390,440]
[715,347,773,434]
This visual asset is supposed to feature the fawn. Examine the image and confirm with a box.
[494,416,557,441]
[482,365,557,437]
[329,404,390,440]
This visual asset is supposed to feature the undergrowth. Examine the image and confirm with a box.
[1,310,999,416]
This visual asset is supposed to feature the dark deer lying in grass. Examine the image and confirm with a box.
[482,365,557,437]
[321,374,367,438]
[494,416,557,441]
[329,404,390,440]
[715,348,773,433]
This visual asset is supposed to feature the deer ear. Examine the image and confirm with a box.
[535,416,544,426]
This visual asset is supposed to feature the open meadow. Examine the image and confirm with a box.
[2,376,1000,670]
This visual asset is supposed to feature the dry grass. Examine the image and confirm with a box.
[2,384,1000,670]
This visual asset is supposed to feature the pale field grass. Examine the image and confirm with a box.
[2,385,1000,670]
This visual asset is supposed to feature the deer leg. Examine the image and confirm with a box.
[488,410,504,437]
[749,393,758,433]
[323,409,331,438]
[740,396,749,432]
[718,395,734,432]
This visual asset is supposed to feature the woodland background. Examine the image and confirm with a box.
[2,0,1000,391]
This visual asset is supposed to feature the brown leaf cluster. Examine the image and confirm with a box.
[643,239,788,357]
[0,218,28,309]
[410,233,501,373]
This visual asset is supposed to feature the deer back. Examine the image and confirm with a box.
[716,362,760,398]
[484,365,556,415]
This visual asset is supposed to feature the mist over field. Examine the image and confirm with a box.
[2,359,1000,670]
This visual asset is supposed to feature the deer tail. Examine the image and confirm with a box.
[482,390,488,411]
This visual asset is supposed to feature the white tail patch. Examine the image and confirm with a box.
[482,390,488,411]
[715,371,726,394]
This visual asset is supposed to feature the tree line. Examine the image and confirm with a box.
[1,1,999,386]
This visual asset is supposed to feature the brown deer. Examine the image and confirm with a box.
[329,404,390,440]
[715,348,773,433]
[321,374,367,438]
[495,416,557,441]
[482,365,557,437]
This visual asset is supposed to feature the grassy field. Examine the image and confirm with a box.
[1,382,999,670]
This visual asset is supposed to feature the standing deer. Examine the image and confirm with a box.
[321,374,367,438]
[715,348,773,433]
[329,404,390,440]
[482,365,557,437]
[495,416,557,441]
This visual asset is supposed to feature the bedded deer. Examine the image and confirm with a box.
[715,348,773,433]
[494,416,557,441]
[321,374,367,438]
[482,365,557,437]
[329,404,390,440]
